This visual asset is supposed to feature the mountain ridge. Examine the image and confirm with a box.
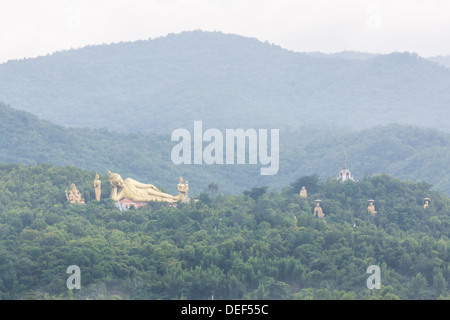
[1,30,450,135]
[2,101,450,194]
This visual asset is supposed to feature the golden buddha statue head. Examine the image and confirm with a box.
[108,170,124,187]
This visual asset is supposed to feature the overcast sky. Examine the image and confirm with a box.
[1,0,449,63]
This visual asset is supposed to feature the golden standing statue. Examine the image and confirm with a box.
[313,200,324,218]
[108,171,179,203]
[367,200,377,215]
[177,176,187,201]
[176,176,190,202]
[65,183,85,204]
[94,173,101,201]
[423,198,430,209]
[299,186,307,199]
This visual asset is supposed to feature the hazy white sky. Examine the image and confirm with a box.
[1,0,449,63]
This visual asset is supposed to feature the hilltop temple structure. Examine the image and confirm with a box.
[338,152,355,182]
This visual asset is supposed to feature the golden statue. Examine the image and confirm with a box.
[65,183,85,204]
[367,200,377,215]
[177,176,187,201]
[313,200,324,218]
[423,198,430,209]
[108,170,178,203]
[94,173,101,201]
[299,186,307,199]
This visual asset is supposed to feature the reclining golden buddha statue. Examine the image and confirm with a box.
[108,170,180,203]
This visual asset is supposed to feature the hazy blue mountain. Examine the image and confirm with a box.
[305,51,380,60]
[1,31,450,135]
[427,55,450,68]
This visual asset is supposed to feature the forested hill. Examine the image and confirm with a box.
[3,101,450,195]
[1,31,450,134]
[0,164,448,299]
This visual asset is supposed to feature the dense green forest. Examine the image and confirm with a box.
[0,163,448,300]
[1,31,450,134]
[3,101,450,195]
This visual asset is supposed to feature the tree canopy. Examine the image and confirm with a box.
[0,164,448,300]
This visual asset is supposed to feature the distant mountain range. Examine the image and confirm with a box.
[1,30,450,135]
[307,51,450,67]
[427,55,450,68]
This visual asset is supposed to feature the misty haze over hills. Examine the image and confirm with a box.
[2,100,450,195]
[0,30,450,135]
[427,56,450,69]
